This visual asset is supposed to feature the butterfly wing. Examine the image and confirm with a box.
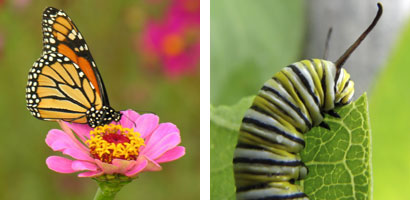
[26,7,121,126]
[26,53,103,123]
[41,7,110,106]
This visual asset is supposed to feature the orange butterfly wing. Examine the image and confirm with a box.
[26,7,120,127]
[41,7,107,102]
[26,53,102,123]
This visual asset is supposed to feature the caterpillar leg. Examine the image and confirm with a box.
[319,122,330,130]
[327,110,340,118]
[236,182,309,200]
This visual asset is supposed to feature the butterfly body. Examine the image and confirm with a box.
[26,7,121,128]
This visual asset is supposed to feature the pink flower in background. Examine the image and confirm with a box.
[45,110,185,177]
[168,0,200,25]
[0,31,4,58]
[12,0,32,10]
[140,0,200,78]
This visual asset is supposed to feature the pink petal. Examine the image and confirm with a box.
[78,170,103,177]
[57,120,74,137]
[51,124,88,152]
[72,160,98,171]
[65,122,93,140]
[125,157,149,177]
[155,146,185,163]
[144,122,179,146]
[112,159,138,174]
[119,110,140,129]
[134,113,159,138]
[46,156,76,173]
[95,159,135,175]
[94,160,118,175]
[142,156,162,172]
[142,132,180,159]
[46,129,93,161]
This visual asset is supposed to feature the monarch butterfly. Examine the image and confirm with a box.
[233,3,382,200]
[26,7,121,128]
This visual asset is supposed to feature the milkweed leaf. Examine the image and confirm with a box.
[299,94,371,200]
[210,97,253,200]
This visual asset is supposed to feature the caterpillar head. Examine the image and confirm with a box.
[331,3,381,106]
[334,68,354,106]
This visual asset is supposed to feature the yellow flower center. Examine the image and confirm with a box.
[86,124,145,164]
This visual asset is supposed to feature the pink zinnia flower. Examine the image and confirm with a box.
[0,31,4,58]
[168,0,200,25]
[45,109,185,177]
[139,0,200,78]
[13,0,32,10]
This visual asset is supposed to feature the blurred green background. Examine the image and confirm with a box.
[211,0,410,199]
[0,0,199,199]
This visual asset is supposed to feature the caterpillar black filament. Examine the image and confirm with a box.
[233,3,382,200]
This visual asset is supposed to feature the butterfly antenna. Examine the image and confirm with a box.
[323,27,333,60]
[335,2,383,70]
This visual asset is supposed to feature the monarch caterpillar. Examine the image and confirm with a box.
[233,3,382,200]
[26,7,121,128]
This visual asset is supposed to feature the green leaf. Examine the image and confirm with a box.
[210,97,254,200]
[210,94,371,199]
[368,19,410,200]
[211,0,305,106]
[300,94,371,200]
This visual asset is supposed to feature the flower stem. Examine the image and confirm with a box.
[93,174,135,200]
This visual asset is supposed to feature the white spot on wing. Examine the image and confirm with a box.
[68,33,75,40]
